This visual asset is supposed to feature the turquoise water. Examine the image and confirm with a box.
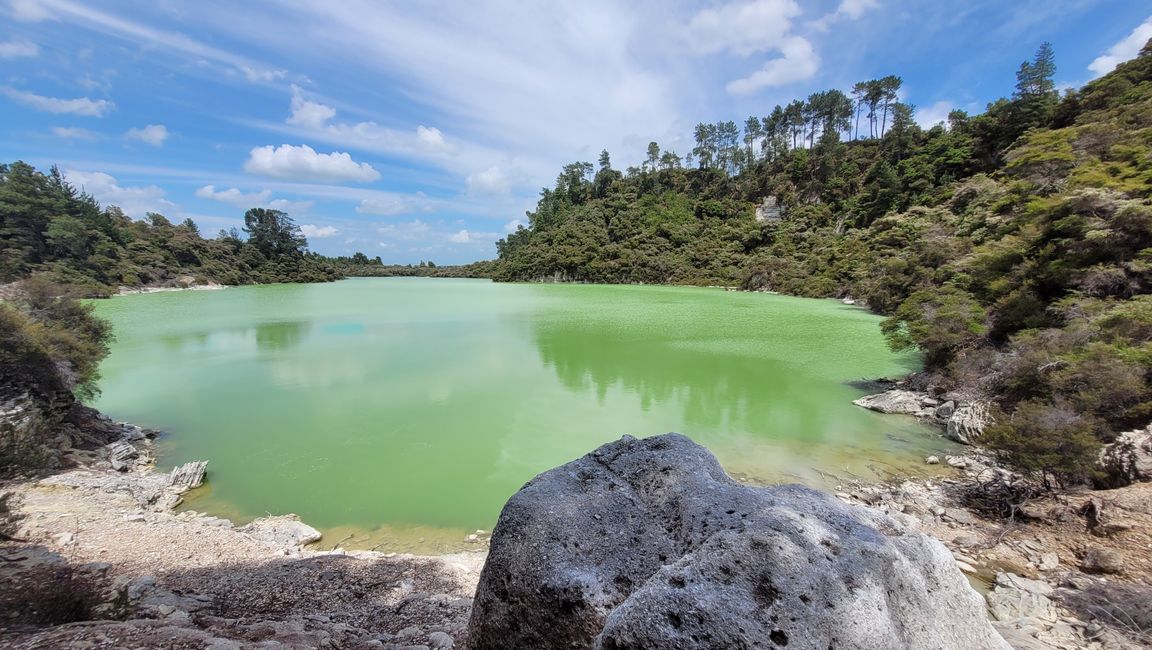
[91,278,955,551]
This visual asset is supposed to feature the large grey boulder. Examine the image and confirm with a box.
[468,433,1008,649]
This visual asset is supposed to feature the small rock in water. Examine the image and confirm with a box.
[466,534,478,542]
[946,456,968,468]
[925,455,940,465]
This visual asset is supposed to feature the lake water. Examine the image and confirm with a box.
[91,278,955,552]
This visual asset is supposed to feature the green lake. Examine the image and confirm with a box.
[91,278,956,552]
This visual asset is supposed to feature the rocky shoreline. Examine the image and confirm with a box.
[0,420,484,648]
[846,386,1152,649]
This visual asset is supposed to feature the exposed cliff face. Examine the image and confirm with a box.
[0,384,144,472]
[469,433,1009,649]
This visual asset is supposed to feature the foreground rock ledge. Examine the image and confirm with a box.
[468,433,1009,649]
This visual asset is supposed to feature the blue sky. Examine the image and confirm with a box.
[1,0,1149,264]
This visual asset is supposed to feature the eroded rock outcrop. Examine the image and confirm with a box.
[852,389,993,446]
[1098,424,1152,487]
[946,401,992,445]
[468,433,1008,649]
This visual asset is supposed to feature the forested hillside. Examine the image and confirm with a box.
[0,163,345,295]
[494,42,1152,484]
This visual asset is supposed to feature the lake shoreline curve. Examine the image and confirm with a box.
[3,390,1150,648]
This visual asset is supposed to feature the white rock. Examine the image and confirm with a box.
[852,390,935,417]
[925,456,940,465]
[239,514,321,550]
[1098,423,1152,486]
[946,401,992,445]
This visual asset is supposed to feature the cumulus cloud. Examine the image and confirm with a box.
[447,229,472,243]
[52,126,102,141]
[725,36,819,94]
[195,185,272,207]
[1,87,114,116]
[1089,16,1152,77]
[503,219,525,233]
[0,39,39,59]
[125,124,168,146]
[244,144,380,182]
[287,85,336,128]
[300,224,339,238]
[282,89,455,159]
[63,170,175,218]
[684,0,819,94]
[809,0,880,31]
[466,165,510,196]
[686,0,801,56]
[416,125,448,150]
[916,100,954,129]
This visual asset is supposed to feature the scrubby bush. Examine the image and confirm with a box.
[982,400,1102,487]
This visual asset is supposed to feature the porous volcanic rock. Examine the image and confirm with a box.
[468,433,1009,649]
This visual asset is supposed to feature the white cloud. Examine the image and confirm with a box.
[63,170,175,218]
[239,65,288,83]
[415,125,448,150]
[193,186,313,215]
[1,87,114,116]
[377,220,432,241]
[279,90,457,160]
[725,37,819,93]
[686,0,801,56]
[683,0,821,94]
[1089,16,1152,77]
[356,194,435,216]
[916,100,954,129]
[467,166,510,196]
[287,85,336,128]
[52,126,102,141]
[0,39,39,59]
[125,124,168,146]
[377,220,498,251]
[220,2,681,190]
[503,219,525,233]
[244,144,380,182]
[809,0,880,31]
[267,198,315,214]
[195,185,272,207]
[8,0,51,22]
[300,224,339,238]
